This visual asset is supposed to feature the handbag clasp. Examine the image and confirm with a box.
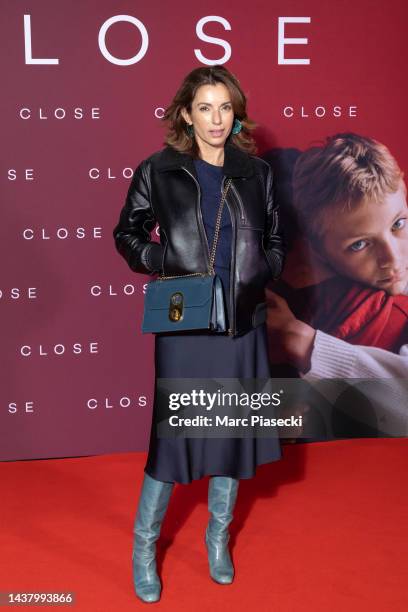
[169,292,184,322]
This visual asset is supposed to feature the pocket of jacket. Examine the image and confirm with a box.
[261,232,279,278]
[158,226,168,274]
[144,242,165,273]
[252,301,267,327]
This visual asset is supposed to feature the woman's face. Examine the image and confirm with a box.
[317,182,408,295]
[181,83,235,153]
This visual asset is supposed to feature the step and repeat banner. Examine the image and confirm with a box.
[1,1,407,460]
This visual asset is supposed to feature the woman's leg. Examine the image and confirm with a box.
[132,472,174,603]
[206,476,239,584]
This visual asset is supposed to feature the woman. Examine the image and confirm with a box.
[113,65,286,603]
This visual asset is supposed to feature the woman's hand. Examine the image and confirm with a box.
[265,289,316,373]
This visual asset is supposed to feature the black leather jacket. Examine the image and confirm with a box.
[113,142,286,337]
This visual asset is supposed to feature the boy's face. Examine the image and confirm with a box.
[317,182,408,295]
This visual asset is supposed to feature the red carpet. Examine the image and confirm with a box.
[1,439,407,611]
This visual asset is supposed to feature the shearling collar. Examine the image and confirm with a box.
[155,141,254,178]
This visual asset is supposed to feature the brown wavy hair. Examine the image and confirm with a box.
[162,65,258,156]
[292,132,406,242]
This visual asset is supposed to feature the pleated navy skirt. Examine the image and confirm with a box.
[144,322,282,484]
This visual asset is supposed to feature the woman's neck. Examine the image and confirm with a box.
[197,143,224,166]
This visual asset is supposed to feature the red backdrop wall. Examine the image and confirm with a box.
[1,0,407,460]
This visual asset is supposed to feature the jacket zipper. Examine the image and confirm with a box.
[181,166,211,268]
[230,182,245,224]
[222,177,236,337]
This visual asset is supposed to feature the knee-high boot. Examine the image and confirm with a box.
[132,472,174,603]
[205,476,239,584]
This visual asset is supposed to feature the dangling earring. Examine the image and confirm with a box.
[186,123,194,137]
[232,118,242,135]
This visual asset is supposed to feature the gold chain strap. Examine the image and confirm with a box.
[157,177,232,281]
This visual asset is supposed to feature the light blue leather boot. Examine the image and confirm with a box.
[205,476,239,584]
[132,472,174,603]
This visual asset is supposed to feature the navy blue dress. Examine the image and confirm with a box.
[144,158,282,484]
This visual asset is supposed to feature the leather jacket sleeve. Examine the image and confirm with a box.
[112,160,164,275]
[264,165,286,280]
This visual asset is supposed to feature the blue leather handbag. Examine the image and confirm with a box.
[142,178,232,334]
